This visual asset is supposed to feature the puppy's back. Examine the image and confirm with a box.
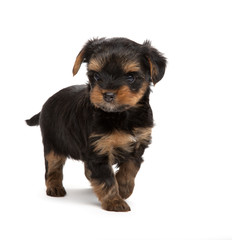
[39,84,92,158]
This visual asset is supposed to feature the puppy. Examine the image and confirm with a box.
[26,38,166,211]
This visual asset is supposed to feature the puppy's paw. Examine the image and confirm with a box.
[102,197,131,212]
[118,181,134,199]
[46,186,66,197]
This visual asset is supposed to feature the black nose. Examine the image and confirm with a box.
[103,92,115,102]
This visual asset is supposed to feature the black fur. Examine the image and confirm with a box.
[26,38,166,211]
[26,112,40,126]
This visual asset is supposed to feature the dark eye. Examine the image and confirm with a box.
[126,73,135,84]
[93,72,101,81]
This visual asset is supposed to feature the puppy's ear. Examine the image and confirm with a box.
[72,38,106,76]
[72,48,86,76]
[142,40,167,84]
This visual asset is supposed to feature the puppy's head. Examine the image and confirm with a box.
[73,38,166,112]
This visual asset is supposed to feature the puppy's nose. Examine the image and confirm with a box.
[103,92,115,102]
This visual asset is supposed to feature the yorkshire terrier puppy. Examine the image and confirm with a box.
[26,38,166,211]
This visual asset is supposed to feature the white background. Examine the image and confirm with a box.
[0,0,232,239]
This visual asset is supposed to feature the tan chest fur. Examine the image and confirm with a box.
[90,127,152,163]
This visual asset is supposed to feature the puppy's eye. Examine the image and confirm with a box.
[126,74,135,84]
[94,72,101,82]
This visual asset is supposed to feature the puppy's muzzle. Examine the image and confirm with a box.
[103,92,115,103]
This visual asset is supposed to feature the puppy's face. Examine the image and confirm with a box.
[87,47,150,112]
[73,38,166,112]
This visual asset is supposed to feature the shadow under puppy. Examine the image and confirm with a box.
[26,38,166,211]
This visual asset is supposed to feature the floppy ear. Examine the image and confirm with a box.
[73,47,85,76]
[72,48,86,76]
[72,38,106,76]
[142,41,167,84]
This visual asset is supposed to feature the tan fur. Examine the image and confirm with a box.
[72,49,85,76]
[117,82,148,106]
[45,151,66,196]
[116,160,140,199]
[91,130,136,164]
[91,179,130,211]
[88,58,103,72]
[46,151,66,169]
[148,58,158,84]
[90,85,104,106]
[123,61,141,73]
[90,127,152,163]
[84,163,91,181]
[90,82,149,110]
[91,180,118,202]
[88,58,141,74]
[133,127,152,149]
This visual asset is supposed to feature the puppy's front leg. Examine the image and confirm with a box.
[86,161,131,212]
[116,159,141,199]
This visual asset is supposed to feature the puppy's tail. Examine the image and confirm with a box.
[25,112,40,126]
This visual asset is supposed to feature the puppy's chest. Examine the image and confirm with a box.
[90,127,152,162]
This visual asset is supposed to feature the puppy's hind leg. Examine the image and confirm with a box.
[45,151,66,197]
